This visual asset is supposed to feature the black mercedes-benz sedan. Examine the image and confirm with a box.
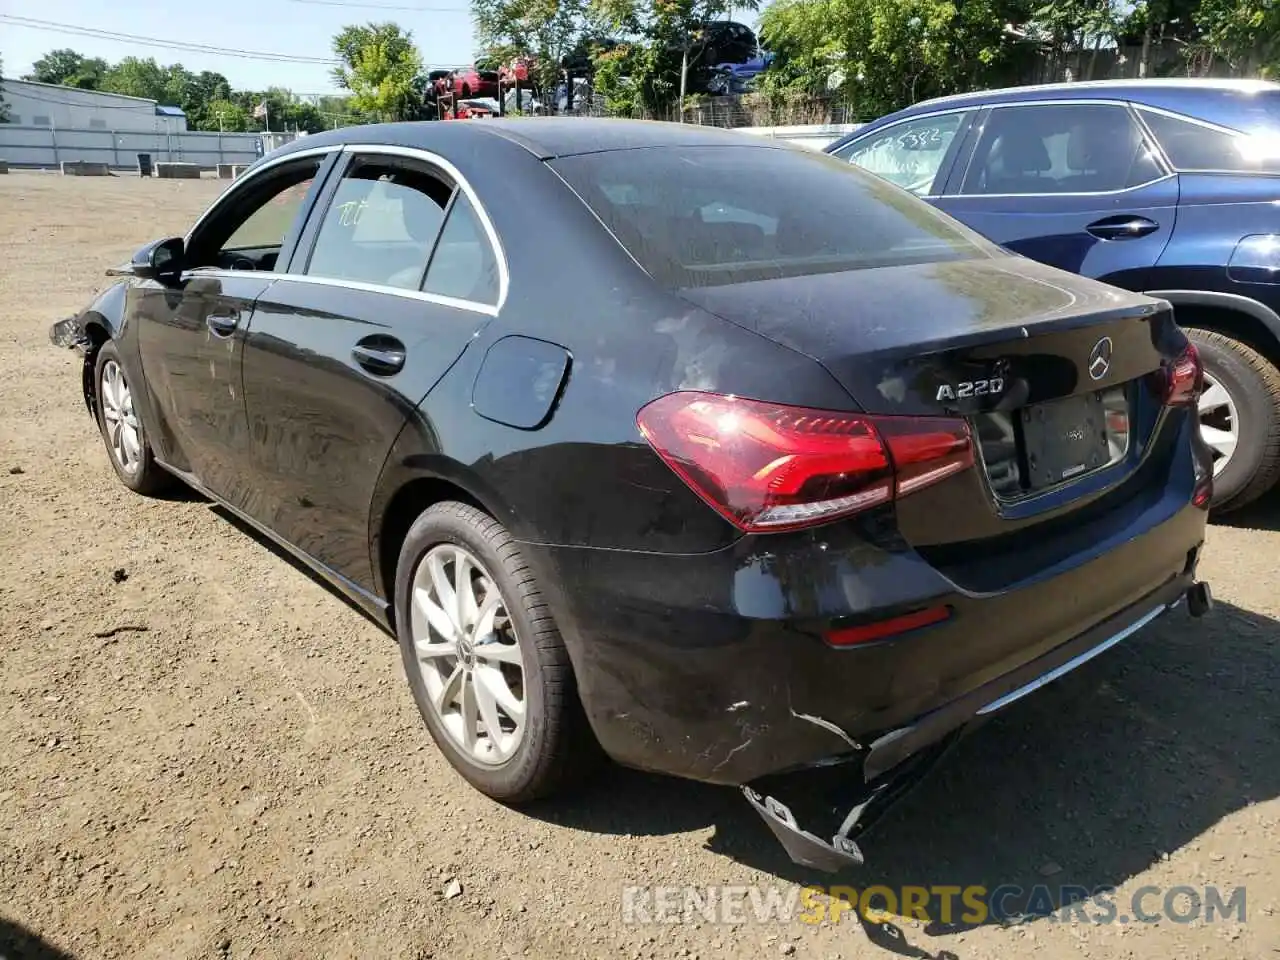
[51,118,1214,871]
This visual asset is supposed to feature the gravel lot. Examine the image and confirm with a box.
[1,173,1277,960]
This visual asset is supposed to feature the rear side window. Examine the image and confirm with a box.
[424,192,501,305]
[550,145,991,289]
[306,158,453,290]
[1140,109,1280,172]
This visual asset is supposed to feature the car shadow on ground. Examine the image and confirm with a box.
[1211,488,1280,529]
[207,505,391,632]
[0,918,75,960]
[527,599,1278,947]
[199,501,1275,952]
[155,479,207,503]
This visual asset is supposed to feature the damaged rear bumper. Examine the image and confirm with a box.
[743,574,1210,871]
[530,499,1207,788]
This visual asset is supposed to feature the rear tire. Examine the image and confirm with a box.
[93,341,172,496]
[394,501,599,803]
[1186,328,1280,513]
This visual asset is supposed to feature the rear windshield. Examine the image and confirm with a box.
[549,145,993,289]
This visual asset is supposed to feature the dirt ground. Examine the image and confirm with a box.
[1,173,1277,960]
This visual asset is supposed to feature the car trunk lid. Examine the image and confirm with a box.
[678,256,1187,560]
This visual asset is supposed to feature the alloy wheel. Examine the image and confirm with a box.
[100,359,142,475]
[409,544,527,765]
[1198,371,1239,477]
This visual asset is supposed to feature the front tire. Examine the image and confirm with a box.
[394,501,597,803]
[93,341,171,496]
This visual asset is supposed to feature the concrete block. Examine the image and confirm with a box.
[231,164,249,178]
[155,162,202,179]
[0,160,8,175]
[60,161,111,176]
[216,163,236,179]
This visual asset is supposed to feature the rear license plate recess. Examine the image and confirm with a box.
[1021,391,1112,491]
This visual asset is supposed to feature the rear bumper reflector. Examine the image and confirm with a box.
[825,604,951,647]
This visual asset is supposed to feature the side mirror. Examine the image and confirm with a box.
[108,237,184,282]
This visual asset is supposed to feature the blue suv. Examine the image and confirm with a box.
[826,78,1280,512]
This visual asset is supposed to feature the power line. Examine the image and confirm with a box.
[289,0,470,10]
[0,15,341,64]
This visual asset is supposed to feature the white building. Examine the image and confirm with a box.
[1,78,187,133]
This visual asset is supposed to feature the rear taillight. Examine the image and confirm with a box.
[1159,341,1204,406]
[636,392,973,533]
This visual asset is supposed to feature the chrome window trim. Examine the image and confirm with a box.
[184,268,499,317]
[937,99,1174,199]
[181,141,509,314]
[933,172,1177,200]
[183,145,341,247]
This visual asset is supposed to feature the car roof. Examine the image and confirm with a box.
[911,77,1280,111]
[835,78,1280,146]
[268,117,773,164]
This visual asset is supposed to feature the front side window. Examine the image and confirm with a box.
[223,172,318,254]
[960,103,1164,196]
[305,158,453,290]
[550,145,994,290]
[1140,108,1280,173]
[189,157,322,270]
[834,112,967,195]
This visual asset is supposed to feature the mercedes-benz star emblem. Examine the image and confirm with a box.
[1088,337,1113,381]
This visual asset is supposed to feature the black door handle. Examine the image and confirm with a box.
[207,311,239,337]
[1086,215,1159,240]
[352,337,406,376]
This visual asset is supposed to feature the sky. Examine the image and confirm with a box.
[1,0,479,96]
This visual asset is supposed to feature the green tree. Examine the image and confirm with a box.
[1025,0,1121,80]
[594,0,760,113]
[27,48,109,89]
[232,87,330,132]
[159,66,235,127]
[102,56,170,101]
[1114,0,1203,77]
[474,0,590,99]
[331,22,426,121]
[590,41,651,113]
[205,98,250,131]
[313,93,369,127]
[761,0,1031,116]
[1194,0,1280,74]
